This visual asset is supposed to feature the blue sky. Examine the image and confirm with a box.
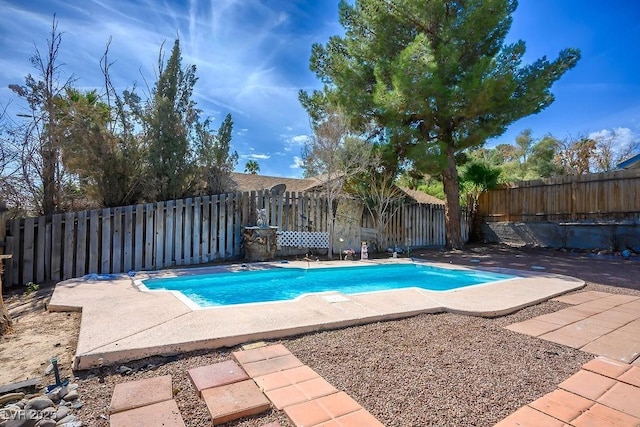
[1,0,639,177]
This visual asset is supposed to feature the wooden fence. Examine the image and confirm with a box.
[2,191,466,287]
[362,203,469,249]
[478,168,640,223]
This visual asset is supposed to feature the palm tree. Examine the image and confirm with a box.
[244,160,260,174]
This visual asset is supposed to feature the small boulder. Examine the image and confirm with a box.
[36,420,56,427]
[54,414,76,425]
[24,397,55,411]
[53,405,69,420]
[61,391,78,402]
[117,366,133,375]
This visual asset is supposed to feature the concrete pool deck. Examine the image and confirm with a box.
[47,258,585,370]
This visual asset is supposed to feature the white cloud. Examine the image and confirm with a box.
[290,156,304,169]
[589,127,637,151]
[240,153,270,160]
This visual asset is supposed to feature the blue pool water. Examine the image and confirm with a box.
[142,263,515,307]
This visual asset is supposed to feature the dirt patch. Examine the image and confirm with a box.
[1,244,639,426]
[0,286,80,386]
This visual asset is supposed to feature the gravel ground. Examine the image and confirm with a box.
[72,245,640,427]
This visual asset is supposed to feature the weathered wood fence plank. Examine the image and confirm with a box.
[3,191,463,286]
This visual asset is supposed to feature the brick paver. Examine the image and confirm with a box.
[201,379,271,425]
[109,375,173,414]
[500,292,640,427]
[232,344,384,426]
[109,399,186,427]
[508,291,640,363]
[187,360,249,397]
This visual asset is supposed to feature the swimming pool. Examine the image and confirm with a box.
[141,263,515,307]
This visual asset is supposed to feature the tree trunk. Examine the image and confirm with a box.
[0,260,11,336]
[442,143,464,250]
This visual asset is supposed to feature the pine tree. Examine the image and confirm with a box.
[301,0,580,249]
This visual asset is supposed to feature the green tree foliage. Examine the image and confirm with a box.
[56,88,144,207]
[301,0,580,249]
[143,39,199,201]
[462,161,501,241]
[244,160,260,174]
[196,113,239,194]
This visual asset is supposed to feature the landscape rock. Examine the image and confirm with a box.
[36,420,56,427]
[44,364,54,376]
[60,391,77,402]
[54,414,75,425]
[117,366,133,375]
[0,392,25,405]
[53,406,69,420]
[24,397,54,411]
[68,402,82,410]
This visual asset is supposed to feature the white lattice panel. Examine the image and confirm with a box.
[278,231,330,248]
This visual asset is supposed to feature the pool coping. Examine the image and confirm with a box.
[47,258,585,370]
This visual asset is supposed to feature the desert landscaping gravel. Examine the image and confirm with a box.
[9,245,640,426]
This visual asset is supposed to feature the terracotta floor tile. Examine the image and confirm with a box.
[582,357,632,379]
[284,399,332,426]
[242,354,304,377]
[597,382,640,418]
[265,378,338,409]
[568,319,617,336]
[233,344,292,365]
[610,301,640,315]
[559,369,617,401]
[601,295,640,305]
[529,389,593,423]
[233,347,268,364]
[296,377,338,400]
[617,320,640,338]
[581,334,640,363]
[201,379,271,425]
[282,365,320,384]
[265,384,308,409]
[494,405,566,427]
[313,421,342,427]
[539,324,606,349]
[187,360,249,396]
[332,409,384,427]
[571,403,640,427]
[253,371,291,392]
[618,366,640,387]
[315,391,362,418]
[260,344,293,359]
[109,375,173,414]
[553,291,610,305]
[109,399,185,427]
[571,302,610,316]
[254,365,320,392]
[536,308,588,326]
[590,310,640,327]
[505,319,562,337]
[633,357,640,367]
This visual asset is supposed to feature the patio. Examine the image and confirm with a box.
[47,258,584,370]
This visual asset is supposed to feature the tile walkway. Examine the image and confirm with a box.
[495,357,640,426]
[231,344,384,427]
[506,291,640,363]
[107,343,382,426]
[498,291,640,426]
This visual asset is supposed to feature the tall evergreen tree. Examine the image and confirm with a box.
[301,0,580,249]
[144,39,198,201]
